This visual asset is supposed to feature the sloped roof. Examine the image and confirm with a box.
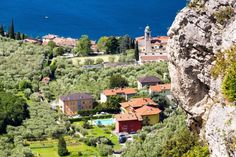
[150,84,171,92]
[138,76,161,83]
[60,93,93,101]
[115,113,142,121]
[120,98,157,109]
[103,88,137,96]
[135,105,161,116]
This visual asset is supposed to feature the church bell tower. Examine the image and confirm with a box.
[144,25,152,53]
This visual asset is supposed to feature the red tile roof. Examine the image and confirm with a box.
[103,88,137,96]
[120,98,157,109]
[115,113,142,121]
[150,84,171,92]
[135,105,161,116]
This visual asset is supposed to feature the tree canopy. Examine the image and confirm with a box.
[0,92,29,134]
[75,35,92,56]
[109,75,129,88]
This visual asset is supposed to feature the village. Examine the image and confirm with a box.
[24,26,169,65]
[37,26,174,154]
[0,24,174,156]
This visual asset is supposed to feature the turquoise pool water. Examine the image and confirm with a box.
[93,118,115,126]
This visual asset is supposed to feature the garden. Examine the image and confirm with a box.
[29,120,121,157]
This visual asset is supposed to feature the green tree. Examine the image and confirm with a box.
[58,136,69,156]
[0,25,4,36]
[119,35,130,53]
[48,41,56,49]
[75,35,92,56]
[18,80,32,91]
[97,36,108,52]
[0,92,29,133]
[135,41,139,61]
[106,95,124,109]
[105,36,119,54]
[109,75,128,88]
[15,32,21,40]
[8,19,15,39]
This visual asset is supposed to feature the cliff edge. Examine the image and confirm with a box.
[167,0,236,156]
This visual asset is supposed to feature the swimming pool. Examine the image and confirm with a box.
[93,118,115,126]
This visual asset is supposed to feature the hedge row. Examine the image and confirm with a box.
[77,108,120,116]
[69,114,113,123]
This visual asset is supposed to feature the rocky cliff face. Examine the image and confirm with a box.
[167,0,236,156]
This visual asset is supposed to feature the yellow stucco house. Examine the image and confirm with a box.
[135,105,161,125]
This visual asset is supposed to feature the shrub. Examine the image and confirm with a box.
[222,63,236,102]
[84,59,94,65]
[214,6,234,25]
[78,151,82,156]
[96,58,104,64]
[211,45,236,102]
[58,136,69,156]
[183,145,210,157]
[97,144,113,156]
[188,0,204,9]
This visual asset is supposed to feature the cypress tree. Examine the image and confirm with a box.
[135,41,139,61]
[8,19,15,39]
[0,25,4,36]
[58,136,69,156]
[15,32,21,40]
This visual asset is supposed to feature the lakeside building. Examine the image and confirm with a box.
[24,38,42,45]
[136,26,169,64]
[42,34,97,51]
[58,93,94,116]
[100,88,137,103]
[137,76,162,90]
[42,34,77,48]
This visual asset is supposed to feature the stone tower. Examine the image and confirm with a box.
[144,25,152,53]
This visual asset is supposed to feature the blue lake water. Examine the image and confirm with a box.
[0,0,186,39]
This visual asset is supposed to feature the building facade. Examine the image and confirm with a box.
[100,88,137,103]
[136,26,169,64]
[59,93,94,116]
[115,113,142,133]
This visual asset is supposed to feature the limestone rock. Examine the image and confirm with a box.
[167,0,236,156]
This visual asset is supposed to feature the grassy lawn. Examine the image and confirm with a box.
[29,137,99,157]
[71,54,120,65]
[73,121,121,150]
[29,121,121,157]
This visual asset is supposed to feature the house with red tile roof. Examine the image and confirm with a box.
[135,105,161,125]
[115,104,161,133]
[115,113,142,133]
[149,83,171,95]
[120,98,157,113]
[100,88,137,103]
